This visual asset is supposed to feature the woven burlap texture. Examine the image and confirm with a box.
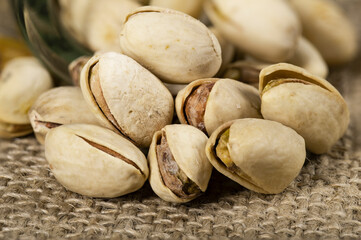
[1,1,361,239]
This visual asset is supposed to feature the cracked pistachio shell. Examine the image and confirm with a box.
[176,78,262,135]
[148,124,212,203]
[288,37,328,79]
[206,119,306,194]
[289,0,358,65]
[204,0,301,63]
[45,124,149,198]
[150,0,205,18]
[80,52,174,148]
[0,57,53,138]
[28,87,101,144]
[259,63,349,154]
[119,6,222,84]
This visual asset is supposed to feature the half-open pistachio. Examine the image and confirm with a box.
[29,86,101,144]
[260,63,349,154]
[176,78,261,135]
[80,52,174,148]
[45,124,149,198]
[148,124,212,203]
[206,119,306,194]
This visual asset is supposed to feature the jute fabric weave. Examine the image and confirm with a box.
[0,1,360,239]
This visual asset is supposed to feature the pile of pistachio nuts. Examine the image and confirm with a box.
[0,0,356,203]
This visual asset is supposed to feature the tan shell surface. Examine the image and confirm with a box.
[204,78,262,135]
[289,0,358,65]
[148,125,212,203]
[0,120,32,139]
[0,57,53,125]
[150,0,205,18]
[45,124,149,198]
[288,37,328,79]
[261,82,349,154]
[80,52,174,148]
[206,119,306,194]
[205,0,301,63]
[28,87,100,144]
[119,6,222,84]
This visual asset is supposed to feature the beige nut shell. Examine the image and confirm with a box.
[28,86,101,144]
[204,0,301,63]
[206,119,306,194]
[119,6,222,84]
[45,124,149,198]
[80,52,174,148]
[176,78,262,135]
[259,63,349,154]
[148,124,212,203]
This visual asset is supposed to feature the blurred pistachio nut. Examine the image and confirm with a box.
[45,124,149,198]
[289,0,358,65]
[206,119,306,194]
[209,27,235,76]
[150,0,205,18]
[204,0,301,63]
[260,63,349,154]
[29,87,101,144]
[119,6,222,84]
[80,52,174,148]
[68,56,91,86]
[0,57,53,138]
[148,125,212,203]
[176,78,261,135]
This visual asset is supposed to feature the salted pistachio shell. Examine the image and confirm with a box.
[0,37,31,70]
[204,0,301,63]
[80,52,174,148]
[209,27,235,76]
[68,56,91,86]
[28,86,101,144]
[289,0,358,65]
[206,119,306,194]
[148,124,212,203]
[259,63,349,154]
[45,124,149,198]
[0,57,53,138]
[119,6,222,84]
[288,37,328,79]
[176,78,261,135]
[150,0,205,18]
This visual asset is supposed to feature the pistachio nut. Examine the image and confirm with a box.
[0,37,31,70]
[80,52,174,148]
[206,118,306,194]
[59,0,141,52]
[150,0,205,18]
[68,56,91,86]
[176,78,261,135]
[259,63,349,154]
[45,124,149,198]
[204,0,301,63]
[119,6,222,84]
[209,27,235,76]
[148,124,212,203]
[289,0,358,65]
[0,57,53,138]
[29,86,101,144]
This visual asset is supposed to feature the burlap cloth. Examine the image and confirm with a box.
[1,1,361,239]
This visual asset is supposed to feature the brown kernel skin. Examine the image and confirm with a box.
[184,83,215,133]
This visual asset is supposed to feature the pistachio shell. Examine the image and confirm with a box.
[29,86,101,144]
[150,0,205,18]
[259,63,349,154]
[204,0,301,62]
[206,119,306,194]
[80,52,174,148]
[148,124,212,203]
[289,0,358,65]
[119,6,222,84]
[45,124,149,198]
[176,78,261,135]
